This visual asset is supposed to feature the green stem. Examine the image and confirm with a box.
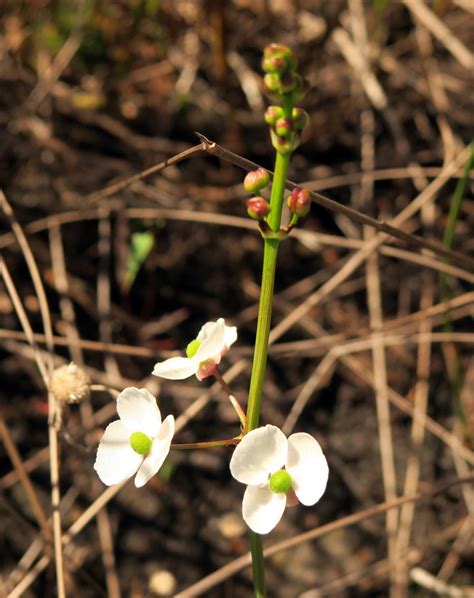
[245,151,290,432]
[250,531,266,598]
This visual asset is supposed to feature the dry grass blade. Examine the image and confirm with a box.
[402,0,474,70]
[0,190,65,597]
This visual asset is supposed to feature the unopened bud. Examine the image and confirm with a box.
[275,118,293,138]
[247,196,271,220]
[243,168,270,193]
[287,188,311,217]
[263,44,296,72]
[262,54,286,74]
[50,362,91,404]
[263,73,280,93]
[292,108,309,131]
[264,105,283,126]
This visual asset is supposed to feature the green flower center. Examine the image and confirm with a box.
[186,339,201,358]
[130,431,153,455]
[268,469,292,494]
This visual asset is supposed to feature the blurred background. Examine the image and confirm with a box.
[1,1,473,596]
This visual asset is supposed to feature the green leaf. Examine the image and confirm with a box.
[123,231,155,292]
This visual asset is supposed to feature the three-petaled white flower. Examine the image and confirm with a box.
[94,387,174,488]
[152,318,237,381]
[230,425,329,534]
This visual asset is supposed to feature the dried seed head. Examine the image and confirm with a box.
[50,363,91,404]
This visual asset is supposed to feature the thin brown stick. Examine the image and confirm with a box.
[395,233,435,595]
[96,510,121,598]
[82,143,205,204]
[303,166,474,192]
[26,31,82,110]
[0,417,51,543]
[0,258,49,383]
[197,136,474,271]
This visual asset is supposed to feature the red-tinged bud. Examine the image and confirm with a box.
[262,54,286,74]
[247,196,271,220]
[263,43,288,58]
[243,168,270,193]
[275,118,294,138]
[264,105,283,126]
[292,108,309,131]
[287,187,311,217]
[263,44,297,71]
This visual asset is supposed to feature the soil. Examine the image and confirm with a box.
[1,1,473,597]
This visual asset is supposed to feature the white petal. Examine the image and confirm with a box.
[152,356,199,380]
[195,320,226,362]
[135,415,175,487]
[116,387,161,437]
[242,485,287,534]
[286,433,329,506]
[223,323,237,348]
[230,425,287,485]
[94,420,142,485]
[196,320,219,342]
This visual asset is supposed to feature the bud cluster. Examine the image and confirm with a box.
[261,44,308,155]
[262,44,305,103]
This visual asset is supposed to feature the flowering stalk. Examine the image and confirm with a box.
[244,44,308,598]
[245,125,289,598]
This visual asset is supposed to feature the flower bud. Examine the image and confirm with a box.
[263,73,280,93]
[262,43,296,72]
[243,168,270,193]
[264,105,283,126]
[247,196,271,220]
[292,108,309,131]
[50,362,91,404]
[287,187,311,217]
[275,118,294,138]
[262,54,286,74]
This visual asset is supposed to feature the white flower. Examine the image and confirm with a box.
[94,387,174,488]
[230,425,329,534]
[152,318,237,381]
